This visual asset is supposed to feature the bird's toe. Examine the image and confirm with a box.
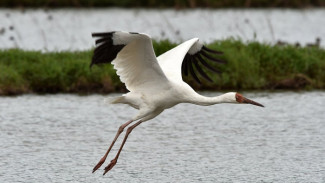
[103,159,117,175]
[92,157,106,173]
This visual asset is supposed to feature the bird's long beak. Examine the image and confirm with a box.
[242,97,264,107]
[235,93,264,107]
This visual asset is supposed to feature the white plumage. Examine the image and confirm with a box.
[112,33,168,92]
[90,31,264,175]
[157,38,199,82]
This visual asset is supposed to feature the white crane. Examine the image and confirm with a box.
[90,31,264,175]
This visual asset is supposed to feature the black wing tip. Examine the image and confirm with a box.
[196,54,222,74]
[92,31,115,38]
[187,44,226,79]
[91,44,125,66]
[182,55,189,76]
[200,50,226,64]
[192,58,213,83]
[92,31,140,38]
[182,45,226,85]
[202,45,223,54]
[90,31,126,66]
[187,58,201,84]
[95,37,112,45]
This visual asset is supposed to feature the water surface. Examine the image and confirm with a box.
[0,9,324,51]
[0,92,324,182]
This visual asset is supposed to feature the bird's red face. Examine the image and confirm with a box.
[235,93,264,107]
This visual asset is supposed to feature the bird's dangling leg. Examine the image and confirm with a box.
[92,120,134,173]
[103,120,143,175]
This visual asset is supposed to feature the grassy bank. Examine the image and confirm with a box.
[1,0,324,8]
[0,39,325,95]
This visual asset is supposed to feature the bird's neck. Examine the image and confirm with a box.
[189,93,234,106]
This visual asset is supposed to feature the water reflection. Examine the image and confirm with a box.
[0,92,324,182]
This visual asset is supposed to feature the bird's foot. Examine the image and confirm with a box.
[103,159,117,175]
[92,157,106,173]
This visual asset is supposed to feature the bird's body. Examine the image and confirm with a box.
[90,31,264,175]
[113,82,239,119]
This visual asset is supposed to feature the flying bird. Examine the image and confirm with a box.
[90,31,264,175]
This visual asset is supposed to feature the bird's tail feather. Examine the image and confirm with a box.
[105,96,125,104]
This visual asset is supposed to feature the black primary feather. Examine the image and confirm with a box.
[91,32,125,67]
[181,45,224,85]
[95,37,111,45]
[200,51,226,64]
[195,54,221,74]
[202,45,223,54]
[187,56,201,84]
[92,32,114,37]
[192,57,213,82]
[182,54,190,76]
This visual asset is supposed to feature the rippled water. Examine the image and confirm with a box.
[0,8,324,51]
[0,92,324,182]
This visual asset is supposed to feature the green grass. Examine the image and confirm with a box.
[0,39,325,95]
[210,40,325,90]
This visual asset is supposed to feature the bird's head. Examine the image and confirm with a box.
[234,92,264,107]
[216,92,264,107]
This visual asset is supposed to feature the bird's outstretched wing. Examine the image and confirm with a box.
[157,38,225,84]
[91,31,169,92]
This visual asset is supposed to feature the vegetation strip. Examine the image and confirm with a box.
[0,39,324,95]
